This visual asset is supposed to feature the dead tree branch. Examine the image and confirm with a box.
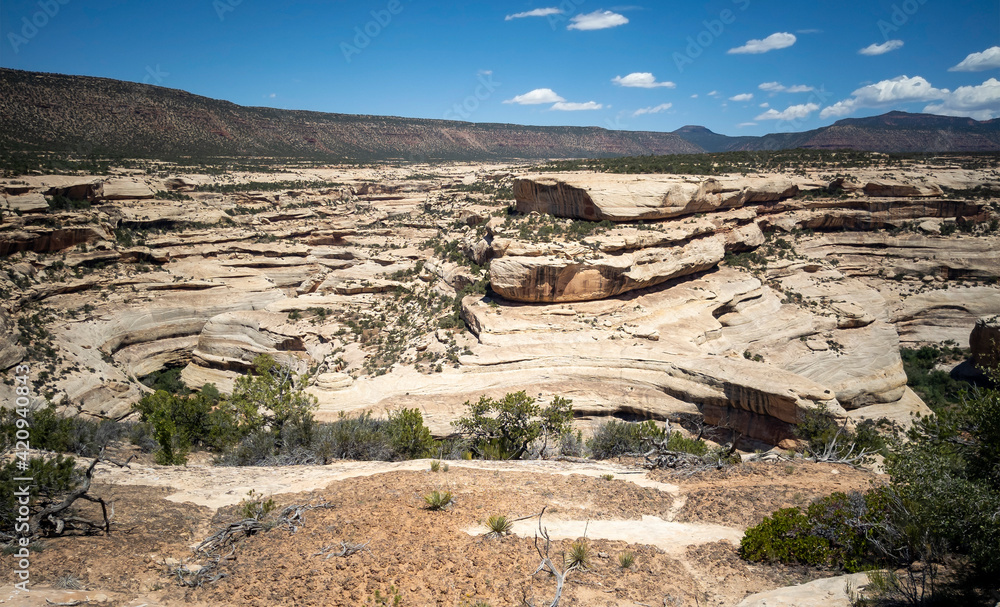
[522,507,579,607]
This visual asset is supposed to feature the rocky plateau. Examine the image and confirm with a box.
[1,158,999,447]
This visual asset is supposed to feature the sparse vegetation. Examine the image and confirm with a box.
[423,490,453,510]
[452,392,574,460]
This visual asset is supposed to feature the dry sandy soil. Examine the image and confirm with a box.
[1,457,874,607]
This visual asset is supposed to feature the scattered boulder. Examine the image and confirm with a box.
[970,315,1000,371]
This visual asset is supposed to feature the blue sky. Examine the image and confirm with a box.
[1,0,998,136]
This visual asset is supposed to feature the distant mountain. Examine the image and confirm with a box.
[673,111,1000,153]
[0,69,701,162]
[3,69,997,162]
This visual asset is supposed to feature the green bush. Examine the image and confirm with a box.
[900,345,969,412]
[452,392,573,460]
[0,406,132,458]
[0,455,78,534]
[133,386,227,465]
[387,408,434,459]
[587,419,666,459]
[739,491,880,572]
[743,368,1000,602]
[794,404,890,463]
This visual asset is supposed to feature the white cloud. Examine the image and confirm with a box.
[759,102,770,108]
[820,75,949,119]
[756,103,820,121]
[758,81,814,94]
[738,122,758,128]
[503,88,565,105]
[708,90,720,97]
[730,93,754,102]
[632,103,673,116]
[505,7,562,20]
[612,72,675,88]
[859,40,904,56]
[690,94,699,99]
[551,101,604,111]
[797,28,821,34]
[728,32,796,54]
[950,46,1000,72]
[567,10,628,31]
[925,78,1000,120]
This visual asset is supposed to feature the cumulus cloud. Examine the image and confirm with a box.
[708,90,720,97]
[925,78,1000,120]
[632,103,673,116]
[859,40,904,56]
[950,46,1000,72]
[730,93,754,102]
[819,75,949,119]
[503,88,565,105]
[759,82,814,94]
[759,102,770,108]
[505,7,562,20]
[755,103,820,121]
[567,10,628,30]
[551,101,604,111]
[728,32,796,54]
[612,72,675,88]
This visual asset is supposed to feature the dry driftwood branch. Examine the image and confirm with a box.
[522,507,579,607]
[181,500,333,587]
[315,540,370,559]
[29,450,133,538]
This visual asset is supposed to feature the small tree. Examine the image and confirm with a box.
[452,392,573,460]
[386,408,435,459]
[224,354,318,449]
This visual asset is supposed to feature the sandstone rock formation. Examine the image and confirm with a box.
[0,162,994,443]
[98,179,155,200]
[514,174,798,221]
[0,308,25,371]
[970,315,1000,371]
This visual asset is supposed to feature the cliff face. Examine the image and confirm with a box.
[0,69,702,161]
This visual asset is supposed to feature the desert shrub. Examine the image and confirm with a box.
[558,429,585,457]
[900,345,969,411]
[589,419,708,459]
[565,540,590,569]
[739,491,881,571]
[139,367,190,395]
[423,490,453,510]
[794,404,891,463]
[485,514,513,537]
[0,455,78,533]
[386,408,434,459]
[743,370,1000,603]
[311,412,395,462]
[618,551,636,569]
[217,430,280,466]
[238,489,276,521]
[133,386,227,464]
[0,406,131,458]
[452,392,573,460]
[222,355,318,443]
